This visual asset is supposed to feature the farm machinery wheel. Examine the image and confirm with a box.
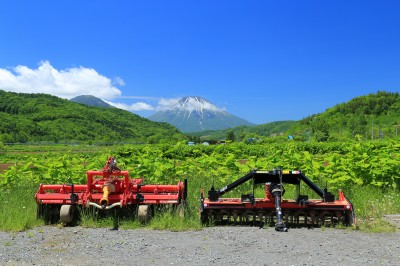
[60,205,75,224]
[138,205,152,224]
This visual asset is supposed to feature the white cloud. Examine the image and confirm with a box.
[0,63,228,115]
[0,61,122,99]
[113,76,125,86]
[116,95,159,100]
[179,98,222,112]
[156,97,181,110]
[106,100,154,111]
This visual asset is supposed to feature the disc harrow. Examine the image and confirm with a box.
[200,169,355,231]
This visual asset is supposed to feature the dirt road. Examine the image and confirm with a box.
[1,226,399,265]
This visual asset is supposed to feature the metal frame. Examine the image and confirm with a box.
[201,169,355,231]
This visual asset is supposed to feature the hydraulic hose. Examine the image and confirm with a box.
[88,201,122,210]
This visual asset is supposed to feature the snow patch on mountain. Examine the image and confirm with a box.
[148,96,254,132]
[159,96,224,112]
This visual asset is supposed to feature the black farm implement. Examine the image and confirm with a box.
[201,169,355,231]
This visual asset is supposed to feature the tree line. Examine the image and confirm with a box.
[0,90,185,144]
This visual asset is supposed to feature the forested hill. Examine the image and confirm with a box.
[288,91,400,141]
[188,120,296,142]
[0,90,185,144]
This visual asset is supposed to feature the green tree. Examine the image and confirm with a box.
[226,130,236,142]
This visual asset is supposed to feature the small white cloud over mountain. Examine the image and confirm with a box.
[157,97,181,111]
[106,100,154,111]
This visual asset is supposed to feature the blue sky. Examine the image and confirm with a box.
[0,1,399,124]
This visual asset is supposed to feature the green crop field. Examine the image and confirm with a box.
[0,141,399,232]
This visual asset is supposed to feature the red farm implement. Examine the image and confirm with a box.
[35,157,187,225]
[200,169,355,232]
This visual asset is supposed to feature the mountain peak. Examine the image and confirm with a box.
[149,96,254,132]
[70,95,112,108]
[173,96,224,113]
[179,96,209,103]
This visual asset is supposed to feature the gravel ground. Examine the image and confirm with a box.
[1,226,400,266]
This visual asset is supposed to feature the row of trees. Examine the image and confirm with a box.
[291,91,399,142]
[187,92,399,144]
[0,90,185,144]
[1,90,398,144]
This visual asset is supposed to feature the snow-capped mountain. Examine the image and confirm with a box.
[148,96,255,132]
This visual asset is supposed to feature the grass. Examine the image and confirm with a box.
[77,205,201,231]
[1,175,399,232]
[0,182,42,231]
[345,185,400,232]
